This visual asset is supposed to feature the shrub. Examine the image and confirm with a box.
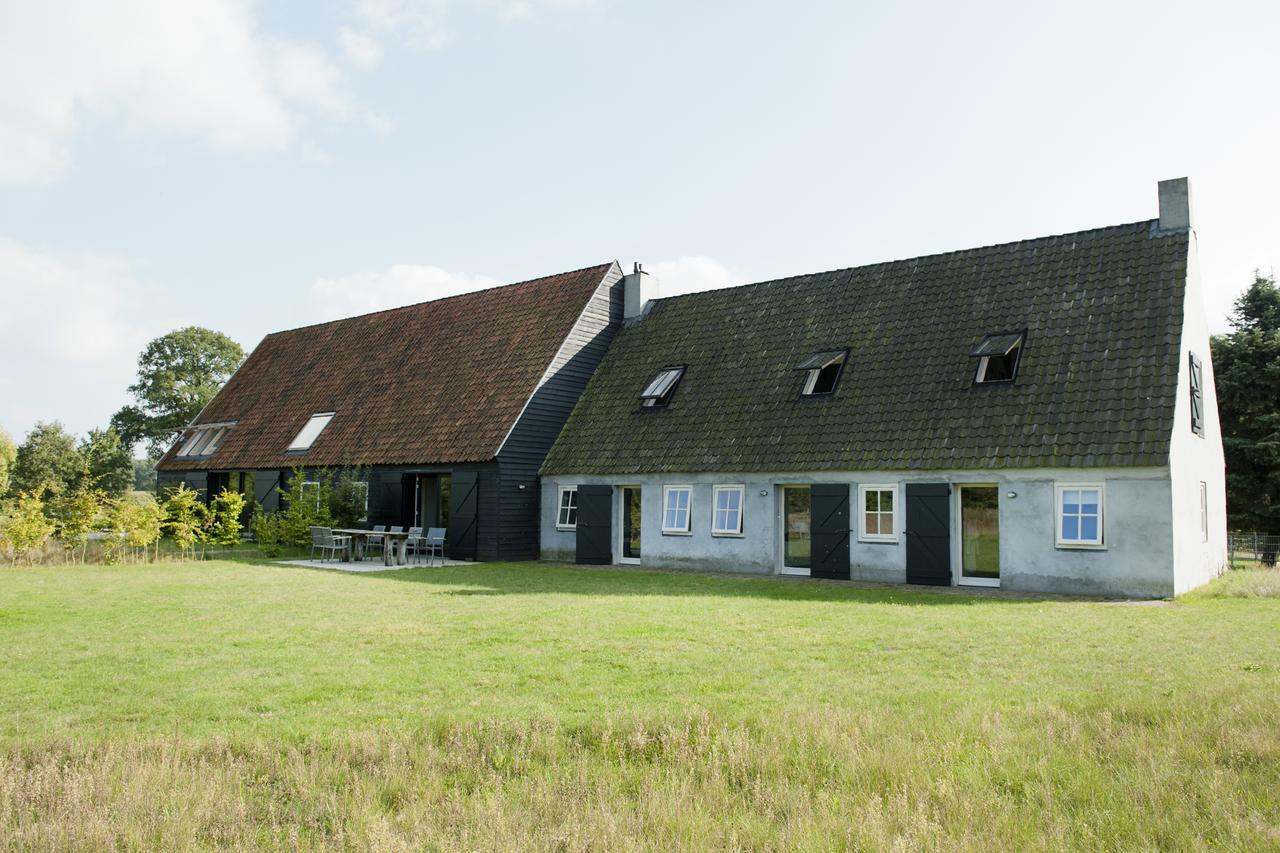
[329,466,370,529]
[279,470,332,548]
[162,484,207,557]
[0,492,56,564]
[251,504,283,558]
[104,494,164,564]
[209,489,246,549]
[52,487,106,563]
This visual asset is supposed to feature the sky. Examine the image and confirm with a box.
[1,0,1277,446]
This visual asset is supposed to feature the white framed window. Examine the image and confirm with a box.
[301,481,322,510]
[288,412,335,452]
[711,485,744,536]
[858,484,898,542]
[556,485,578,530]
[1199,481,1208,542]
[353,481,369,523]
[662,485,692,534]
[1056,483,1104,548]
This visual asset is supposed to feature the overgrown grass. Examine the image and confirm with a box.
[1189,566,1280,599]
[1,562,1278,849]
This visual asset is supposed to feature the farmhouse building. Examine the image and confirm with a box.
[156,263,625,561]
[540,179,1227,597]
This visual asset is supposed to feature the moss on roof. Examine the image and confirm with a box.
[541,221,1188,475]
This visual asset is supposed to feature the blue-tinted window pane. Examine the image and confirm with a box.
[1062,516,1079,541]
[1081,491,1100,515]
[1080,516,1099,542]
[726,490,740,510]
[1062,491,1080,515]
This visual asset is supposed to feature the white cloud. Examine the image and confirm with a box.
[0,238,151,440]
[310,264,502,322]
[345,0,596,53]
[645,256,745,298]
[339,27,385,70]
[0,0,356,184]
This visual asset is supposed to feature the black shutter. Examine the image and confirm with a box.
[447,471,479,560]
[1189,352,1204,437]
[575,485,613,565]
[811,484,851,580]
[905,483,952,586]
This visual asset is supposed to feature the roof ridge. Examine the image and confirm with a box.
[651,219,1158,306]
[267,261,615,337]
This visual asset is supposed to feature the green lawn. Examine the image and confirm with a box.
[1,561,1278,849]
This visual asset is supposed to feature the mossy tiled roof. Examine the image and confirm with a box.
[541,221,1188,476]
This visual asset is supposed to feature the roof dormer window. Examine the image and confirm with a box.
[640,366,685,408]
[174,422,235,458]
[288,412,335,451]
[971,332,1024,384]
[795,349,847,396]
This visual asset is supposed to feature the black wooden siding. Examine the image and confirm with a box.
[494,264,624,559]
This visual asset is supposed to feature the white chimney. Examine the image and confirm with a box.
[1158,177,1193,232]
[623,262,659,320]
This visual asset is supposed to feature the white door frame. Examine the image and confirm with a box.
[615,485,642,565]
[777,484,812,576]
[953,482,1001,588]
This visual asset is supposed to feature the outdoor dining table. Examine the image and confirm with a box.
[333,528,413,567]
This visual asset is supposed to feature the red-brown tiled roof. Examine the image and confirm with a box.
[158,263,615,471]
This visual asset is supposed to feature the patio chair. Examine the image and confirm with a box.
[309,526,351,563]
[424,527,446,567]
[365,525,386,556]
[407,526,425,563]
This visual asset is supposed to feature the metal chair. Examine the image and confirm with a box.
[309,526,351,562]
[366,525,386,556]
[407,526,425,563]
[424,527,446,566]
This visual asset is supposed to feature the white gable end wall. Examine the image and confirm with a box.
[1167,227,1229,593]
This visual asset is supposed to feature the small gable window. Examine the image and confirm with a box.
[795,349,848,396]
[970,332,1024,384]
[556,485,578,530]
[640,366,685,408]
[288,412,335,452]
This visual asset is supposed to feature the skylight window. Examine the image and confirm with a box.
[174,422,235,458]
[970,332,1025,384]
[288,412,335,451]
[795,349,847,396]
[640,366,685,408]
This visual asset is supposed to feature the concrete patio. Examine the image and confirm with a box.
[277,558,476,573]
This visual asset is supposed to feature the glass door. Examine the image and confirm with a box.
[781,486,812,575]
[959,486,1000,586]
[620,486,641,564]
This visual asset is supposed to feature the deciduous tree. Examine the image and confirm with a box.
[111,327,245,457]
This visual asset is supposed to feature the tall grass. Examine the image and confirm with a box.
[3,701,1278,851]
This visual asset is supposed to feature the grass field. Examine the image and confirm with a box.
[1,560,1278,850]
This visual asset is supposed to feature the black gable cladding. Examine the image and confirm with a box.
[542,221,1189,476]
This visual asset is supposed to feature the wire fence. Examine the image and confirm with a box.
[1229,533,1280,569]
